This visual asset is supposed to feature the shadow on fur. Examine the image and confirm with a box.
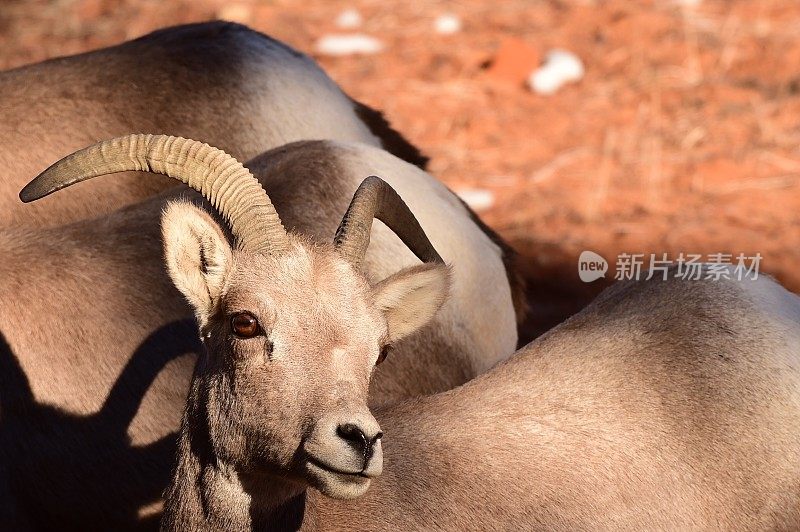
[0,320,201,530]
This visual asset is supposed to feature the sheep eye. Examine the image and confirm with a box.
[231,312,260,338]
[376,345,392,365]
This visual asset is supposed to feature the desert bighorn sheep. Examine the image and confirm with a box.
[0,21,426,229]
[4,135,519,529]
[160,255,800,529]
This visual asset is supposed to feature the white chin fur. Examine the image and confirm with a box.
[304,460,373,499]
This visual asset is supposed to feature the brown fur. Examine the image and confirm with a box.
[456,196,530,329]
[243,141,518,399]
[347,101,527,329]
[351,99,430,170]
[0,21,419,228]
[159,218,451,529]
[164,270,800,530]
[0,141,514,529]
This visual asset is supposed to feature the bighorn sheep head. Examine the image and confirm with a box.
[21,134,450,499]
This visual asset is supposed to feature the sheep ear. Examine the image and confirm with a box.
[371,263,451,343]
[161,201,232,321]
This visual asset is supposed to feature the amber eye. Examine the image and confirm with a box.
[376,345,392,365]
[231,312,260,338]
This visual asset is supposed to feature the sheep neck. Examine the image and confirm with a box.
[161,387,307,531]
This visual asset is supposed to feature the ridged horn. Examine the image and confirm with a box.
[20,134,289,254]
[334,176,444,268]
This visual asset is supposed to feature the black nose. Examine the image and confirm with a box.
[337,423,382,460]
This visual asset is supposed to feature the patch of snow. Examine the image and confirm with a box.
[336,8,363,29]
[434,14,462,35]
[217,4,252,23]
[455,188,495,211]
[528,49,585,95]
[315,34,384,56]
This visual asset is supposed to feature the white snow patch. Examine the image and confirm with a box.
[434,14,462,35]
[315,34,384,56]
[336,8,363,29]
[528,49,585,95]
[217,4,252,23]
[455,188,495,212]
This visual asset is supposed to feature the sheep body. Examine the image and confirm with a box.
[1,140,517,530]
[162,267,800,530]
[0,21,425,228]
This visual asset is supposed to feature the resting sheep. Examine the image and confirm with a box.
[3,135,520,529]
[131,147,799,530]
[305,271,800,530]
[0,21,426,228]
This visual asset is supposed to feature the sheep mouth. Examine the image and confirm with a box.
[305,454,371,479]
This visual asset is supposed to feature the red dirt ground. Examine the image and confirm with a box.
[2,0,799,341]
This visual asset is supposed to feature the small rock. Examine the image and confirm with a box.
[454,188,495,212]
[434,14,462,35]
[76,0,104,20]
[315,34,384,56]
[336,8,363,29]
[485,37,541,86]
[528,49,584,95]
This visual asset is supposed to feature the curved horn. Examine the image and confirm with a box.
[334,176,444,268]
[19,134,289,254]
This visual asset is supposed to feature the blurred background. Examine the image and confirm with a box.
[1,0,798,339]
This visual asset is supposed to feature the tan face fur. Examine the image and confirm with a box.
[161,201,449,499]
